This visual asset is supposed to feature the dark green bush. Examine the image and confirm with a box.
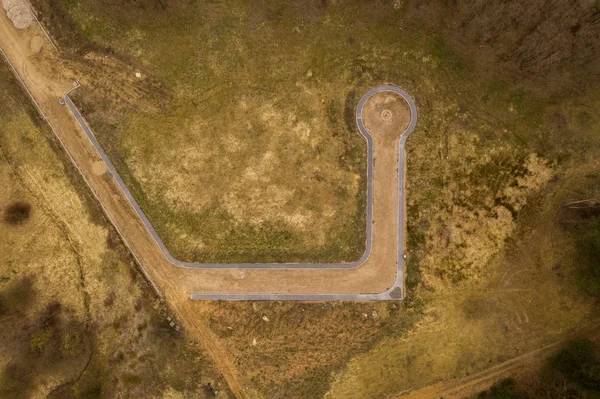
[0,276,35,316]
[551,339,600,391]
[577,217,600,296]
[3,201,32,225]
[478,378,525,399]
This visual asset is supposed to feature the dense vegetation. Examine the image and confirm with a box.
[577,215,600,296]
[479,339,600,398]
[2,201,31,225]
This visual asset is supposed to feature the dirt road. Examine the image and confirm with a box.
[64,83,417,300]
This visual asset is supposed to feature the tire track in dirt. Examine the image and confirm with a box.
[175,301,249,398]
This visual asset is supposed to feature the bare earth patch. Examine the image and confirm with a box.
[29,34,44,53]
[91,160,108,176]
[362,91,411,140]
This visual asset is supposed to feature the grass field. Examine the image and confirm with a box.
[34,0,513,264]
[16,0,600,397]
[41,0,581,266]
[0,60,229,398]
[39,0,551,264]
[50,0,394,263]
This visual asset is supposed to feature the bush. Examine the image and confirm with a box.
[551,339,600,391]
[3,201,32,225]
[30,328,55,354]
[41,301,63,327]
[122,373,142,385]
[577,217,600,296]
[0,276,35,316]
[478,378,525,399]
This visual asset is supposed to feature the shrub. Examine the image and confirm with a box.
[478,378,524,399]
[551,339,600,390]
[0,276,35,316]
[3,201,32,225]
[103,292,116,307]
[30,328,54,354]
[577,217,600,296]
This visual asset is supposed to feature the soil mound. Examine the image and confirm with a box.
[2,0,34,30]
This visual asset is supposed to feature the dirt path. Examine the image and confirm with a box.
[175,301,248,398]
[396,323,600,399]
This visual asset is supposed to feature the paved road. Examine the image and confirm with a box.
[65,84,417,300]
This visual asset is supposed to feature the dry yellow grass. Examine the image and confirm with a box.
[7,1,600,397]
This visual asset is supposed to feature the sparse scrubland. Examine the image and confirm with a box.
[4,0,600,397]
[0,62,228,398]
